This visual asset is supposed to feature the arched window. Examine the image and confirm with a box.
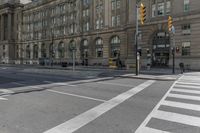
[33,45,39,59]
[69,40,76,51]
[95,38,103,58]
[58,42,65,58]
[80,39,89,59]
[41,44,47,58]
[49,43,55,58]
[110,36,120,58]
[26,45,30,59]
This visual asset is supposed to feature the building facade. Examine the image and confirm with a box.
[1,0,200,70]
[0,0,23,64]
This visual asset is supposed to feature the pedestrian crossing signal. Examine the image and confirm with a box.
[140,3,146,25]
[168,16,173,31]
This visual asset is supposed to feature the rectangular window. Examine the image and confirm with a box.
[182,42,190,56]
[152,4,156,17]
[184,0,190,12]
[83,9,89,17]
[182,24,191,35]
[116,0,120,9]
[157,2,164,16]
[96,20,100,29]
[116,15,120,26]
[166,1,171,15]
[112,16,116,27]
[111,0,116,10]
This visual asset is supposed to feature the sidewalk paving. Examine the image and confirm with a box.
[0,64,184,81]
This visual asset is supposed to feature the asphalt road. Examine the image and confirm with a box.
[0,66,200,133]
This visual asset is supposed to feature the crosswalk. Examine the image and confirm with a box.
[136,74,200,133]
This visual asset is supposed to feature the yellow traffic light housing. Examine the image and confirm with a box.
[168,16,173,31]
[140,3,146,25]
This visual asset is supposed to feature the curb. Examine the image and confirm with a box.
[117,75,180,81]
[0,77,115,97]
[0,87,46,97]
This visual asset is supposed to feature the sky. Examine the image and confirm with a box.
[20,0,31,4]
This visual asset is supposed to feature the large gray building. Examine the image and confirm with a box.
[1,0,200,70]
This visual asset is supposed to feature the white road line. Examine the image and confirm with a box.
[68,77,113,84]
[11,82,25,86]
[152,110,200,127]
[175,84,200,89]
[44,80,155,133]
[136,127,170,133]
[44,81,53,84]
[67,85,77,87]
[162,100,200,112]
[168,93,200,101]
[177,82,200,86]
[47,89,106,102]
[135,75,184,133]
[172,88,200,94]
[97,82,133,87]
[179,79,200,83]
[0,97,8,100]
[54,83,69,86]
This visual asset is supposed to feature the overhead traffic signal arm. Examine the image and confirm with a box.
[140,3,146,25]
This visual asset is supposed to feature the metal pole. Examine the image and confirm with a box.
[135,4,139,75]
[72,49,75,71]
[172,34,175,74]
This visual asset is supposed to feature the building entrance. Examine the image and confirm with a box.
[152,32,170,67]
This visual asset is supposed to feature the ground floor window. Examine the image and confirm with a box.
[182,42,190,56]
[110,36,120,58]
[95,38,103,58]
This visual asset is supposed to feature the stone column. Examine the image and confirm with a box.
[1,15,4,40]
[8,13,12,40]
[38,43,42,58]
[30,44,33,60]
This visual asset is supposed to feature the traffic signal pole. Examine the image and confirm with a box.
[168,16,175,74]
[172,30,175,74]
[135,4,139,76]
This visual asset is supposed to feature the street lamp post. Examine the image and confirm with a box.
[72,49,75,71]
[70,43,76,71]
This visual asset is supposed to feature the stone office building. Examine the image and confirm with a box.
[1,0,200,70]
[0,0,23,64]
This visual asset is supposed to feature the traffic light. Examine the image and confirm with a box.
[168,16,173,31]
[140,3,146,25]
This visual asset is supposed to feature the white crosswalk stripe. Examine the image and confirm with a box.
[135,74,200,133]
[172,88,200,94]
[175,84,200,89]
[162,100,200,112]
[136,126,170,133]
[152,110,200,127]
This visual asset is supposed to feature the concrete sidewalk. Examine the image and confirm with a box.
[119,74,181,81]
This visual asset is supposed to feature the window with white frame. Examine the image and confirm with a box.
[184,0,190,12]
[182,42,190,56]
[95,38,103,58]
[166,0,171,15]
[157,2,164,16]
[182,24,191,35]
[116,15,120,26]
[112,16,116,27]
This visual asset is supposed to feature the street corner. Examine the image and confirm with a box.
[118,74,179,81]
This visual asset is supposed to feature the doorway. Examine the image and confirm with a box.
[152,32,170,67]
